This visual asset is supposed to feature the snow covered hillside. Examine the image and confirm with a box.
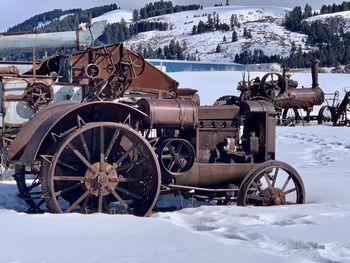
[90,9,133,25]
[305,10,350,32]
[0,71,350,262]
[92,6,309,62]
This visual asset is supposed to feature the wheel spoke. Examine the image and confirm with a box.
[105,129,121,160]
[67,143,92,169]
[174,158,184,170]
[110,189,128,209]
[168,159,176,171]
[115,145,138,167]
[132,66,137,78]
[57,160,79,172]
[100,126,105,164]
[162,154,173,159]
[272,167,279,187]
[264,173,272,190]
[116,186,142,200]
[281,176,291,191]
[251,181,262,193]
[53,176,85,181]
[79,132,91,162]
[54,183,81,197]
[284,187,296,195]
[168,145,176,156]
[176,141,184,153]
[115,156,146,172]
[116,176,142,183]
[65,190,90,213]
[80,195,90,214]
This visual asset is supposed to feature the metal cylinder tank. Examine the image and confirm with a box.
[275,87,324,110]
[137,98,198,129]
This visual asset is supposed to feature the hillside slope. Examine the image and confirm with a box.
[90,6,309,62]
[305,10,350,32]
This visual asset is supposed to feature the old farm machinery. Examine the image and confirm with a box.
[317,89,350,126]
[1,40,305,215]
[216,60,325,125]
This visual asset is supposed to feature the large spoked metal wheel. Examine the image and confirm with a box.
[237,161,305,206]
[159,138,195,176]
[281,108,300,126]
[14,165,45,212]
[317,106,333,125]
[41,122,160,216]
[120,51,145,79]
[26,83,53,110]
[260,73,286,99]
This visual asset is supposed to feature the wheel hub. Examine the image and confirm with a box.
[84,163,118,197]
[260,188,285,206]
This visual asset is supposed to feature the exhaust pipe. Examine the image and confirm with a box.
[311,59,320,88]
[0,20,107,54]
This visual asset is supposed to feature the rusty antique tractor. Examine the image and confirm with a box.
[216,60,325,125]
[1,43,305,215]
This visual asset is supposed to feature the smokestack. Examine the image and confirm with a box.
[0,20,107,54]
[311,59,320,88]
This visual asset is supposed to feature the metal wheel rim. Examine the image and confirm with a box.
[319,106,333,124]
[260,73,285,99]
[160,138,195,176]
[120,52,145,79]
[237,161,305,206]
[44,122,160,216]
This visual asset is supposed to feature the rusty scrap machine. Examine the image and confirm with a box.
[216,60,325,125]
[1,42,305,215]
[317,89,350,126]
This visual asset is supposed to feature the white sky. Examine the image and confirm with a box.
[0,0,345,32]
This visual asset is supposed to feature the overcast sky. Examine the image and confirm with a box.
[0,0,345,32]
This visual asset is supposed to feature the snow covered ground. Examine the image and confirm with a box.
[1,71,350,263]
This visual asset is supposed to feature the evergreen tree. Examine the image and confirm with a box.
[192,25,197,35]
[216,44,222,53]
[132,9,139,22]
[303,4,312,19]
[232,30,238,42]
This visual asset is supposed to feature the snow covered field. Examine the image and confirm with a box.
[1,71,350,263]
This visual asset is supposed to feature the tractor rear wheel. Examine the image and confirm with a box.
[41,122,160,216]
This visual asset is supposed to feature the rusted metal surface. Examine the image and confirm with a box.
[26,43,179,99]
[8,101,149,164]
[0,66,19,75]
[7,101,79,161]
[237,161,305,206]
[223,60,325,124]
[318,90,350,126]
[137,98,198,128]
[40,122,160,216]
[0,40,305,215]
